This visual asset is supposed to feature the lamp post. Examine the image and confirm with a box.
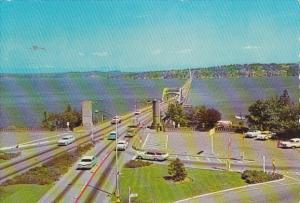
[115,114,120,202]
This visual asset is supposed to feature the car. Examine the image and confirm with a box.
[136,149,169,161]
[256,131,273,140]
[134,110,141,115]
[77,156,97,169]
[129,118,140,128]
[107,131,119,140]
[244,130,261,138]
[111,116,122,124]
[117,140,128,151]
[57,134,76,146]
[280,138,300,148]
[126,126,138,137]
[217,120,233,128]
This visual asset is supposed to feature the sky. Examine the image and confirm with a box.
[0,0,300,73]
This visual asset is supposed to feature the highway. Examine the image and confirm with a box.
[38,108,156,203]
[0,105,154,184]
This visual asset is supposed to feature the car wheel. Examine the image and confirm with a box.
[292,146,296,149]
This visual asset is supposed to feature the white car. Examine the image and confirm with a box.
[57,134,75,146]
[245,130,261,138]
[134,110,141,115]
[256,131,273,140]
[280,138,300,148]
[136,149,169,161]
[111,116,122,124]
[77,156,97,169]
[117,140,128,151]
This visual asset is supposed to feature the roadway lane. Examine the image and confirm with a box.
[0,108,153,184]
[39,111,153,202]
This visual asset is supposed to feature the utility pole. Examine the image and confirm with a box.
[115,115,120,203]
[227,135,231,171]
[272,159,276,175]
[209,128,215,154]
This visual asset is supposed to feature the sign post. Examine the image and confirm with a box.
[209,128,215,154]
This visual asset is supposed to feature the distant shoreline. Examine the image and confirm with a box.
[1,63,298,80]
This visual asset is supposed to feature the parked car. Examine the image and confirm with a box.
[217,120,233,128]
[280,138,300,148]
[57,134,75,146]
[134,110,141,115]
[136,149,169,161]
[77,156,97,169]
[126,126,138,138]
[256,131,273,140]
[108,131,119,140]
[245,130,261,138]
[111,116,122,124]
[117,140,128,151]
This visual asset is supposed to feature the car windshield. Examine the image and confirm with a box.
[62,137,70,140]
[118,141,125,144]
[81,159,92,162]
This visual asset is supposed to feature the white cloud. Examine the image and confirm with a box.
[298,37,300,42]
[177,48,192,54]
[151,49,162,55]
[243,45,260,50]
[92,51,109,57]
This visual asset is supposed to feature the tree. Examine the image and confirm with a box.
[205,108,221,128]
[42,104,82,130]
[185,106,221,129]
[165,101,187,127]
[247,90,300,132]
[168,158,187,182]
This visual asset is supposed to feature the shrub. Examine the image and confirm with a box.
[168,158,187,182]
[1,143,94,186]
[241,170,283,184]
[124,160,152,168]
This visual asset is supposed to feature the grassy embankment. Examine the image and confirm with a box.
[119,164,247,203]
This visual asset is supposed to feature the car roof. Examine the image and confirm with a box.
[110,131,117,134]
[291,138,300,141]
[81,156,94,159]
[62,134,74,138]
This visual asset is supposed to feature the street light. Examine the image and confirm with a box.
[93,108,121,201]
[114,113,120,202]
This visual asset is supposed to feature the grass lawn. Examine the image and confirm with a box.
[119,164,247,203]
[0,184,51,203]
[0,159,7,164]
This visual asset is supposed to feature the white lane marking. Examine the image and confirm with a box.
[217,158,223,163]
[142,133,150,148]
[206,158,212,163]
